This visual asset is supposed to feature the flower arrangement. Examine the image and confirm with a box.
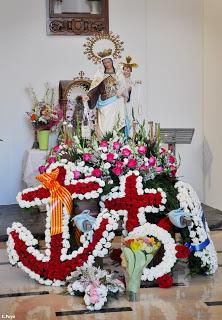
[7,206,119,286]
[67,266,125,311]
[47,123,180,183]
[6,120,218,291]
[121,236,161,300]
[175,181,218,275]
[26,84,63,131]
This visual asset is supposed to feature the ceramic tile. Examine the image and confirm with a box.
[0,295,57,320]
[0,231,222,320]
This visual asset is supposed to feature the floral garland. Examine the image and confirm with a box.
[127,223,177,281]
[100,171,167,233]
[175,181,218,274]
[17,161,105,207]
[7,202,120,285]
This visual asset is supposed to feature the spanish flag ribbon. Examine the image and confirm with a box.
[36,168,73,235]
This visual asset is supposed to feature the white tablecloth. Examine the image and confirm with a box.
[22,149,49,187]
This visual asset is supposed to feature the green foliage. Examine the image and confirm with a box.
[180,227,191,243]
[102,132,114,141]
[143,174,180,211]
[188,254,209,275]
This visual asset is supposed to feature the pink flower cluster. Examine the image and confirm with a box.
[48,138,178,180]
[38,156,56,173]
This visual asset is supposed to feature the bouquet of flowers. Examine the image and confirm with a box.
[47,123,180,183]
[121,236,161,301]
[67,266,125,311]
[26,84,63,131]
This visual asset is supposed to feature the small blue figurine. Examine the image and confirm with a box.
[168,209,192,228]
[72,210,96,241]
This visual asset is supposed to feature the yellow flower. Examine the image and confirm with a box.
[149,237,156,245]
[130,239,143,252]
[155,241,161,249]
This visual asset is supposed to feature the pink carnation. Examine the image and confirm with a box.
[47,156,56,164]
[112,166,123,175]
[53,145,60,152]
[73,170,81,179]
[107,153,115,162]
[83,153,92,162]
[100,140,108,147]
[38,165,46,174]
[115,161,124,167]
[148,156,156,167]
[155,166,163,173]
[169,155,175,164]
[127,158,138,168]
[137,145,147,155]
[139,165,148,171]
[160,147,166,154]
[113,141,122,150]
[92,168,102,177]
[121,148,131,157]
[88,285,100,304]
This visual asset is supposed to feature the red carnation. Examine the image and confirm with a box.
[175,245,190,259]
[157,217,173,231]
[156,274,173,288]
[170,165,177,177]
[148,193,155,206]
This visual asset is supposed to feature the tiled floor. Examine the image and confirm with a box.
[0,231,221,320]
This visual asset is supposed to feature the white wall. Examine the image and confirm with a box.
[0,0,147,204]
[0,0,204,204]
[147,0,204,198]
[203,0,222,210]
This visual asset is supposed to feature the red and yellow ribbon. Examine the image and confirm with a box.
[36,168,73,235]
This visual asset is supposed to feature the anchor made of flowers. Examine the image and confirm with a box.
[7,163,168,286]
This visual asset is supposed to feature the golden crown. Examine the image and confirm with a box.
[97,48,113,59]
[120,56,138,69]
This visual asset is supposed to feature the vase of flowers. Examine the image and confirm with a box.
[26,84,63,150]
[121,236,161,301]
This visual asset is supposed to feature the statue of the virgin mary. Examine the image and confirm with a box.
[85,49,130,138]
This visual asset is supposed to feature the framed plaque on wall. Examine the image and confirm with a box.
[46,0,109,35]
